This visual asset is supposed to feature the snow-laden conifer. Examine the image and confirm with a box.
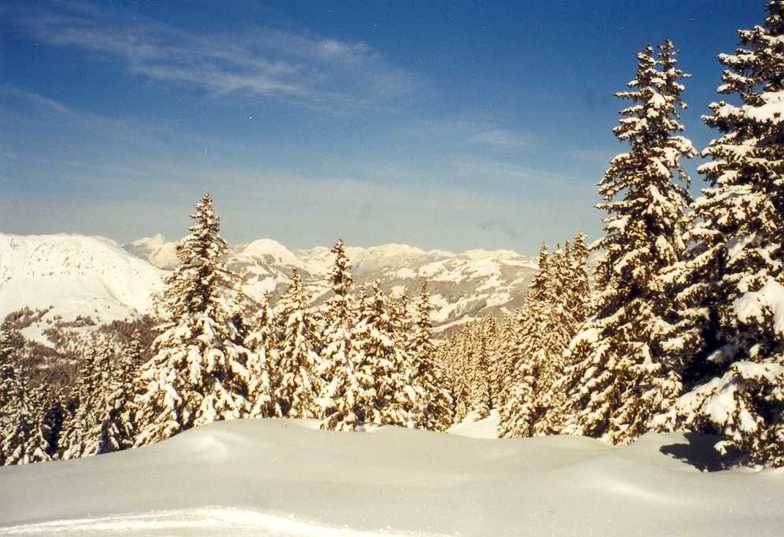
[318,239,363,430]
[270,269,321,418]
[558,43,695,443]
[135,194,254,445]
[0,345,51,465]
[244,291,275,418]
[83,334,141,455]
[410,281,453,431]
[60,339,108,459]
[355,281,417,427]
[661,3,784,466]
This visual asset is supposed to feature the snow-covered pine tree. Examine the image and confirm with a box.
[492,310,525,413]
[499,243,555,437]
[451,327,473,423]
[410,281,453,431]
[468,318,494,420]
[356,281,418,427]
[534,234,594,435]
[270,269,320,418]
[661,3,784,466]
[61,338,108,459]
[83,334,141,455]
[318,239,364,431]
[244,291,275,418]
[557,43,695,443]
[0,347,51,465]
[135,194,254,446]
[389,290,412,353]
[0,327,18,465]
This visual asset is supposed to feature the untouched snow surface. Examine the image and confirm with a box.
[1,418,782,537]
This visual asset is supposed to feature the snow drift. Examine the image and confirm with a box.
[0,418,781,537]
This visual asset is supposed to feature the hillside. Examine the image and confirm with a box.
[0,418,781,536]
[0,234,164,344]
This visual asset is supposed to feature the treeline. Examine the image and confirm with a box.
[442,4,784,468]
[0,195,453,465]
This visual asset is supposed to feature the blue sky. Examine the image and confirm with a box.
[0,0,761,254]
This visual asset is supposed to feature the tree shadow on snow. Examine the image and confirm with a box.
[659,433,737,472]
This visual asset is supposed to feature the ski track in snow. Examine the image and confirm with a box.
[0,507,451,537]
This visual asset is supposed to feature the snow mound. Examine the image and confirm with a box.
[0,419,781,537]
[447,410,500,438]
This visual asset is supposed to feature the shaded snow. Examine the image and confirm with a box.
[0,419,782,537]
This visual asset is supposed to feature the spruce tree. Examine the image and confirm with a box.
[61,339,107,459]
[1,366,51,465]
[271,269,321,418]
[135,194,254,445]
[84,335,140,455]
[558,43,695,443]
[318,239,363,430]
[244,291,275,418]
[356,281,415,427]
[500,244,560,437]
[389,290,412,353]
[663,3,784,466]
[468,319,494,420]
[410,281,453,431]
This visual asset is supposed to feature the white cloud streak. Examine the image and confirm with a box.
[10,1,426,110]
[469,128,532,148]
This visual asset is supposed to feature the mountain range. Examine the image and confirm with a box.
[0,233,538,346]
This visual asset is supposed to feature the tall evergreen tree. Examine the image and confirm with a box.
[135,194,254,445]
[61,339,108,459]
[468,318,494,420]
[389,290,412,352]
[1,367,51,465]
[663,3,784,466]
[271,269,321,418]
[244,291,275,418]
[410,281,453,431]
[318,239,363,430]
[84,335,140,455]
[356,281,416,427]
[558,43,695,443]
[499,243,578,437]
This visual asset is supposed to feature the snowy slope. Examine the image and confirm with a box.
[0,419,781,537]
[128,236,538,330]
[0,234,164,341]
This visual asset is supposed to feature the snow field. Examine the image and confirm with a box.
[0,417,782,537]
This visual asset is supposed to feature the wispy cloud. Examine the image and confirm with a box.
[9,1,427,110]
[469,128,532,148]
[0,85,69,114]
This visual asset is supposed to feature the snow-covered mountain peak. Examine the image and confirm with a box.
[0,233,164,337]
[0,232,538,338]
[124,234,180,270]
[236,238,306,270]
